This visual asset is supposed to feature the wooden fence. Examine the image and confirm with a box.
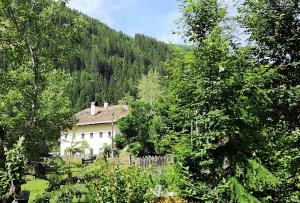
[62,154,173,169]
[61,153,96,160]
[111,155,173,169]
[133,155,173,168]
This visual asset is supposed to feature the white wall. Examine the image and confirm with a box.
[60,123,119,156]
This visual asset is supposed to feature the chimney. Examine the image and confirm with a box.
[91,102,96,115]
[104,102,109,108]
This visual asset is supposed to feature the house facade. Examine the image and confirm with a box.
[60,102,128,157]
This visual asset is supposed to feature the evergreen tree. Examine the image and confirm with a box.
[59,8,171,109]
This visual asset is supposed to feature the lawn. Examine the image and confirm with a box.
[21,177,49,203]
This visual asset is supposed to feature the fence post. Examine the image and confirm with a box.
[146,156,148,168]
[139,157,142,168]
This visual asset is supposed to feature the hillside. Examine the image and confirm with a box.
[60,8,171,110]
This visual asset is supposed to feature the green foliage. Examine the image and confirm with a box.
[138,70,164,105]
[246,160,280,193]
[118,101,156,156]
[64,134,89,156]
[89,0,300,201]
[87,164,153,202]
[62,8,171,109]
[114,134,127,150]
[239,0,299,77]
[179,0,226,43]
[86,161,181,203]
[36,183,88,203]
[5,136,25,187]
[36,159,182,203]
[21,178,49,203]
[0,171,9,198]
[0,137,25,198]
[165,26,259,199]
[228,177,260,203]
[0,0,75,160]
[116,68,169,156]
[239,0,300,201]
[0,0,298,201]
[102,144,112,159]
[118,93,135,105]
[54,184,88,202]
[152,0,299,201]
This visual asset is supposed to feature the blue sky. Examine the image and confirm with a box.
[69,0,238,44]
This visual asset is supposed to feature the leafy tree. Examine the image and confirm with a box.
[114,134,127,150]
[118,93,135,105]
[0,0,75,160]
[239,0,299,85]
[239,0,300,201]
[118,101,156,156]
[156,0,286,201]
[137,70,164,105]
[116,69,167,156]
[179,0,226,44]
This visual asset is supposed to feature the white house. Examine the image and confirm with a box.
[60,102,128,157]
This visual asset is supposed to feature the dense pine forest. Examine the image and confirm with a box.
[60,8,171,110]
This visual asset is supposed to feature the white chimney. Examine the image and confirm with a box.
[104,102,108,108]
[91,102,96,115]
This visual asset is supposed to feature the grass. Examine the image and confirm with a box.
[21,176,49,203]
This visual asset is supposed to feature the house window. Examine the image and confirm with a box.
[81,133,85,139]
[64,133,67,139]
[90,148,94,156]
[90,132,93,139]
[108,132,112,138]
[99,132,103,138]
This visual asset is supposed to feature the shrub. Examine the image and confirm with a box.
[0,136,25,199]
[87,163,155,202]
[38,160,182,202]
[54,184,88,202]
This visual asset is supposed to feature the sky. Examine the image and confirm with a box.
[69,0,183,44]
[68,0,239,45]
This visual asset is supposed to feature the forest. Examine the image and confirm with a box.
[61,8,171,110]
[0,0,299,202]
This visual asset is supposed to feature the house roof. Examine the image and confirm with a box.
[75,105,129,126]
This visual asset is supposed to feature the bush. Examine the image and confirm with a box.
[114,134,127,150]
[86,163,154,202]
[35,192,51,203]
[0,137,25,199]
[54,184,88,202]
[37,159,182,202]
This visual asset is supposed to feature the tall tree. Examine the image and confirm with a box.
[0,0,75,160]
[240,0,300,201]
[157,0,283,201]
[118,101,156,156]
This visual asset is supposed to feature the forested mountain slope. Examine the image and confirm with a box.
[60,8,171,110]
